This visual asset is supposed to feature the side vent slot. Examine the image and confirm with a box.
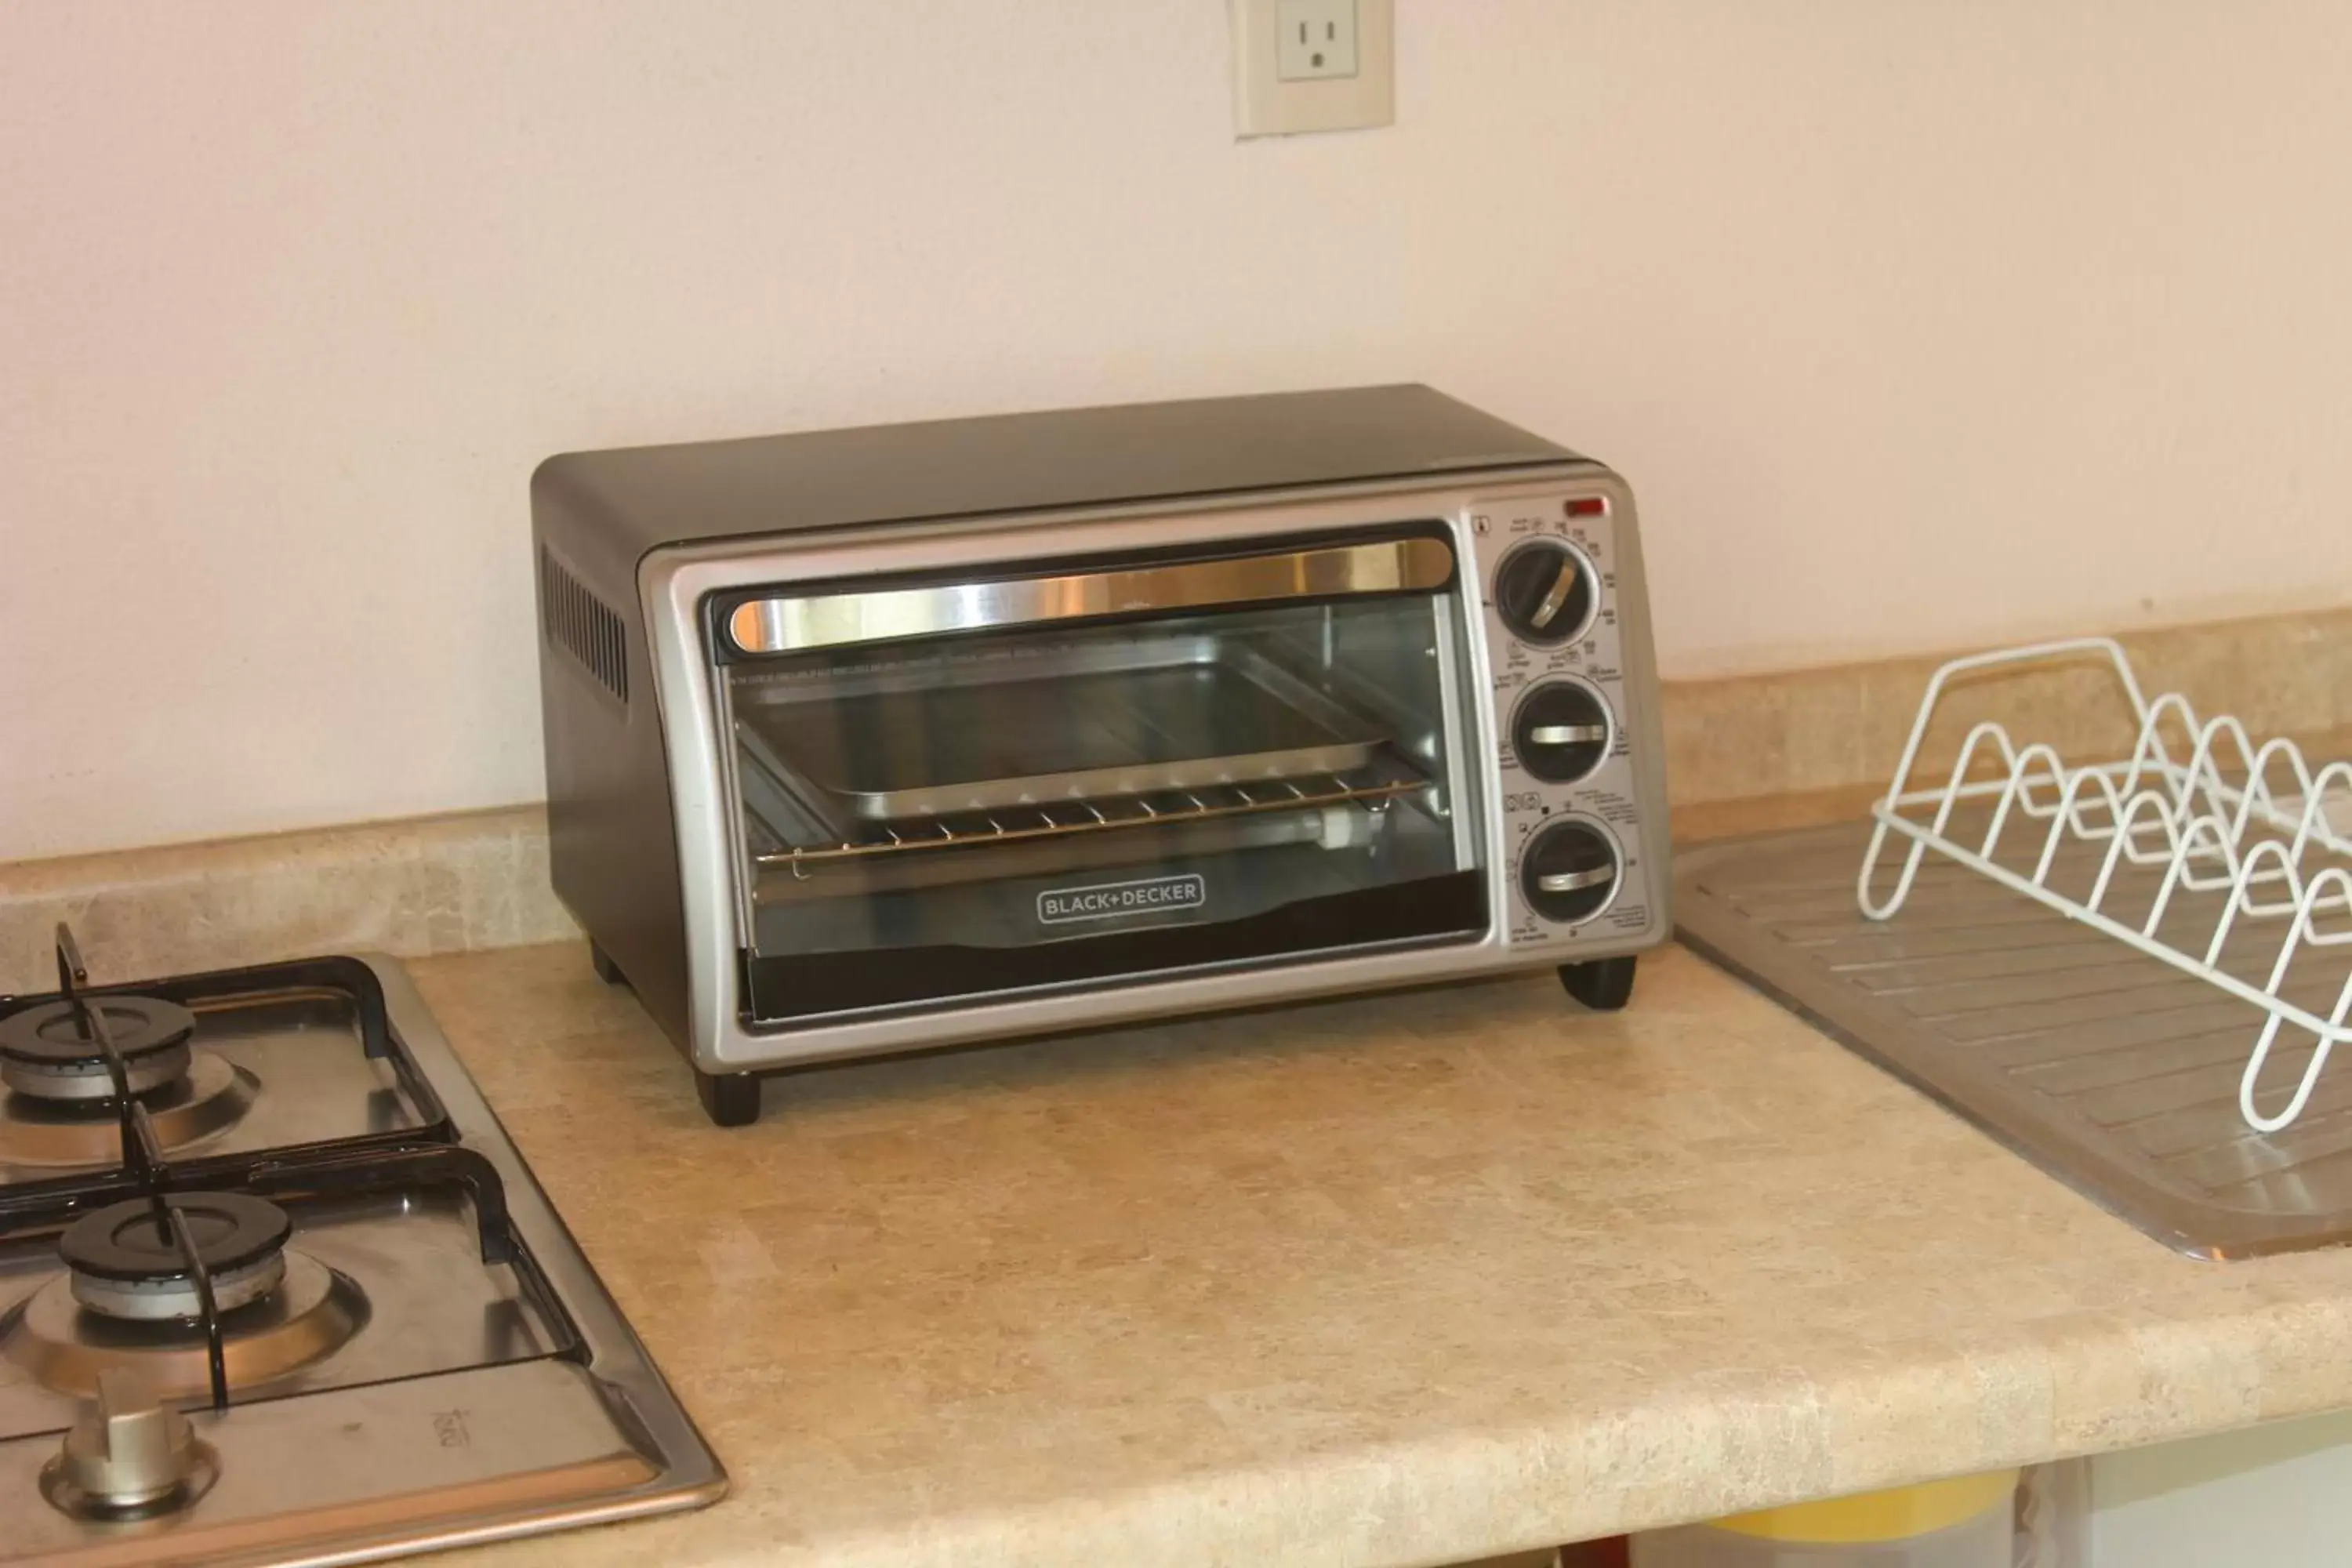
[539,547,629,703]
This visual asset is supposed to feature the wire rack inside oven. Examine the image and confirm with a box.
[755,764,1426,877]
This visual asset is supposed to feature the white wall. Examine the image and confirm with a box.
[5,2,2351,860]
[2092,1413,2352,1566]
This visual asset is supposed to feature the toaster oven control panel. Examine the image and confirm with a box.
[1468,491,1661,950]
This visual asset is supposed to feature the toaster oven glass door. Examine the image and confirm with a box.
[715,528,1485,1022]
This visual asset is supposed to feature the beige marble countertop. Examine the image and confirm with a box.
[6,608,2344,1565]
[408,937,2352,1568]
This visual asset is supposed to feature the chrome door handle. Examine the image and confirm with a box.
[727,535,1455,655]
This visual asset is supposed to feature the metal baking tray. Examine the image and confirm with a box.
[1677,818,2352,1258]
[732,635,1387,822]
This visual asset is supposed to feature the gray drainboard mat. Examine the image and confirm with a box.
[1675,818,2352,1258]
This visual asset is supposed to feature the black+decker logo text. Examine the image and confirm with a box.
[1036,874,1207,925]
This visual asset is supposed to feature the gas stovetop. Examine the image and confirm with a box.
[0,925,724,1566]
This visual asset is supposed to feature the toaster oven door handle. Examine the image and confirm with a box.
[724,535,1456,655]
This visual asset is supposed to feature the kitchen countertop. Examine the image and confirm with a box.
[413,934,2352,1568]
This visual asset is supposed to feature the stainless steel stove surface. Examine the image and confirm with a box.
[0,927,724,1566]
[1,975,428,1177]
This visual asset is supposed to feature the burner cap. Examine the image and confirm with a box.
[63,1193,290,1282]
[60,1195,292,1321]
[0,996,196,1069]
[0,997,197,1102]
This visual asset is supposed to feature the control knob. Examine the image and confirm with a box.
[1519,819,1621,925]
[1494,537,1595,646]
[1510,680,1613,784]
[42,1368,216,1519]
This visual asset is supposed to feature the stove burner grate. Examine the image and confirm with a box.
[0,921,522,1419]
[0,995,196,1102]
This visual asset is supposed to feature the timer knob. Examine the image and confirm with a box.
[1519,819,1621,925]
[1494,538,1595,646]
[1510,680,1613,784]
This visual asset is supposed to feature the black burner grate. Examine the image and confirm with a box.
[0,924,531,1411]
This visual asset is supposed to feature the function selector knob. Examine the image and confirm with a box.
[1509,680,1613,784]
[1494,538,1596,646]
[1519,818,1622,924]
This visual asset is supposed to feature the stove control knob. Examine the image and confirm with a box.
[1494,538,1596,646]
[48,1368,208,1515]
[1519,818,1621,925]
[1510,679,1613,784]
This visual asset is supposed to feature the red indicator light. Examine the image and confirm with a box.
[1564,497,1606,518]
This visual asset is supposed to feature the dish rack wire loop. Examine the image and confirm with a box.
[1857,637,2352,1133]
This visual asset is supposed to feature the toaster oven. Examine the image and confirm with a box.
[532,386,1671,1125]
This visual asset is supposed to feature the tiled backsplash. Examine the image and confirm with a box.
[1663,604,2352,804]
[3,606,2344,990]
[0,808,575,993]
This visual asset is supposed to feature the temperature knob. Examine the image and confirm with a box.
[1510,680,1613,784]
[1494,538,1595,647]
[1519,818,1621,925]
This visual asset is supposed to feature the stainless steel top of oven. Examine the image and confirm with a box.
[530,386,1671,1099]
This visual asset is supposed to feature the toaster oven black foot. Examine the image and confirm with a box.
[695,1068,762,1128]
[1559,956,1637,1011]
[589,941,627,987]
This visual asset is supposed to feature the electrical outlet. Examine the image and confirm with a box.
[1277,0,1358,81]
[1230,0,1393,138]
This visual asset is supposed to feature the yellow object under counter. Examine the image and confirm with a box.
[1713,1472,2020,1544]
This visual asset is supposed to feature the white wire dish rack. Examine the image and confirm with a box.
[1857,638,2352,1134]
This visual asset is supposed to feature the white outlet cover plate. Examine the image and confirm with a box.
[1277,0,1359,81]
[1230,0,1394,138]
